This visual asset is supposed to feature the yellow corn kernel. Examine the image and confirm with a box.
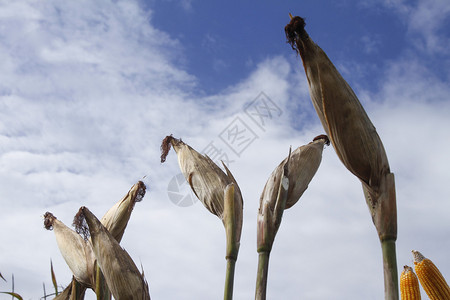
[413,250,450,300]
[400,265,421,300]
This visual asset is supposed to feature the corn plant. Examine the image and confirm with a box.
[44,181,147,299]
[255,135,329,300]
[285,15,398,300]
[161,135,243,300]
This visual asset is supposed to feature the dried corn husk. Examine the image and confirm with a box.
[257,135,328,252]
[285,16,398,299]
[44,212,95,288]
[285,16,396,242]
[100,181,146,242]
[161,136,243,243]
[53,277,86,300]
[76,206,150,300]
[162,136,243,299]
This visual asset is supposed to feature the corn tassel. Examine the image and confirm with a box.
[400,265,421,300]
[413,250,450,300]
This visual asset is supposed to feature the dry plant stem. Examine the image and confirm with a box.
[70,279,86,300]
[224,184,239,300]
[255,252,270,300]
[382,239,399,300]
[364,173,398,300]
[95,264,111,300]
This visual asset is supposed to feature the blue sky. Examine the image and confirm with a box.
[147,1,414,93]
[0,0,449,299]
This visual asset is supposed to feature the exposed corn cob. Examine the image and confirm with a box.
[400,265,421,300]
[412,250,450,300]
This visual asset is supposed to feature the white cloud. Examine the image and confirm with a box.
[368,0,450,54]
[0,0,449,299]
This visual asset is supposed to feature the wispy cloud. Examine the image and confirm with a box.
[371,0,450,54]
[0,1,449,299]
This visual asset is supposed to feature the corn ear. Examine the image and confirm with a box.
[400,265,421,300]
[257,136,327,252]
[161,136,243,300]
[285,15,398,300]
[285,16,396,241]
[44,212,95,288]
[100,181,146,242]
[161,136,243,241]
[413,250,450,300]
[261,135,328,210]
[76,206,150,300]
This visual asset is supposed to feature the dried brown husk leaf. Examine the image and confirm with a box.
[78,206,150,300]
[285,16,390,197]
[257,136,327,251]
[43,212,95,288]
[161,136,243,242]
[100,181,146,242]
[285,17,396,240]
[53,277,86,300]
[260,136,328,210]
